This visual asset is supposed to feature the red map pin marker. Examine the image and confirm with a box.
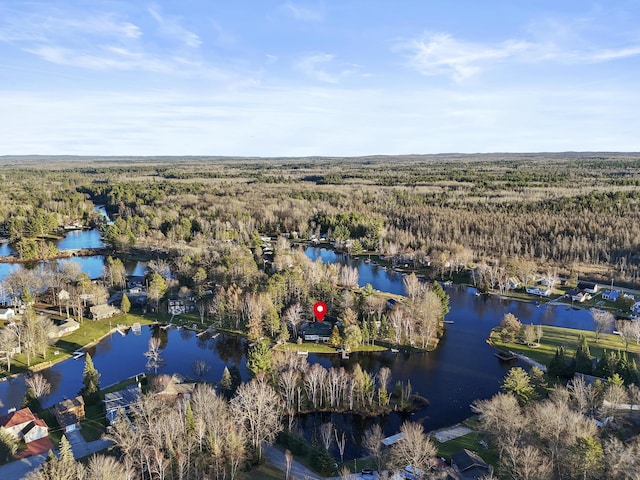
[313,302,327,322]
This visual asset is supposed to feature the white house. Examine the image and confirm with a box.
[525,287,551,297]
[0,407,48,442]
[0,308,15,320]
[22,419,49,443]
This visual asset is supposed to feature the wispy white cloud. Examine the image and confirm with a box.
[282,2,324,22]
[0,10,142,43]
[2,84,638,156]
[296,53,357,83]
[400,31,640,81]
[400,33,530,81]
[0,4,258,84]
[148,4,201,48]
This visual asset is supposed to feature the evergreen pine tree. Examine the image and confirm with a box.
[277,319,290,344]
[220,367,233,398]
[329,325,342,347]
[529,365,548,398]
[431,281,450,316]
[228,365,242,394]
[80,353,101,403]
[185,400,195,434]
[594,350,616,379]
[120,292,131,316]
[573,335,593,374]
[21,387,41,412]
[56,435,78,479]
[246,341,272,377]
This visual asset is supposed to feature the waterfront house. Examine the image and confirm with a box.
[602,290,620,302]
[566,289,591,303]
[0,407,52,458]
[0,308,15,320]
[577,281,599,294]
[49,318,80,338]
[301,321,333,342]
[53,396,85,433]
[451,449,492,479]
[89,304,120,321]
[525,287,551,297]
[104,384,142,424]
[0,408,43,441]
[156,374,196,401]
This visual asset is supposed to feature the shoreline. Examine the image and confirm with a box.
[0,315,157,382]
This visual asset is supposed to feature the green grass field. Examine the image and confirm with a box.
[1,313,154,377]
[274,342,388,354]
[432,431,499,467]
[490,325,640,366]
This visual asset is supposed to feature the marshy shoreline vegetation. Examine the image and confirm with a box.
[1,153,640,478]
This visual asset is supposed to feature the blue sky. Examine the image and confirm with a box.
[1,1,639,156]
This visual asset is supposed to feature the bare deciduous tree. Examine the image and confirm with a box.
[590,308,614,343]
[320,422,334,451]
[362,424,386,473]
[334,428,346,463]
[501,443,553,480]
[144,336,164,373]
[25,373,51,400]
[285,449,293,480]
[231,374,282,461]
[390,422,437,477]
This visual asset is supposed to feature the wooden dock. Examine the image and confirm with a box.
[494,351,517,361]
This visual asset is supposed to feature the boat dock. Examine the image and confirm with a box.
[494,351,517,361]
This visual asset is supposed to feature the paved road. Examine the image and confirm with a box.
[0,453,48,480]
[262,444,381,480]
[0,433,113,480]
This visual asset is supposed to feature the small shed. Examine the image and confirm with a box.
[0,308,15,320]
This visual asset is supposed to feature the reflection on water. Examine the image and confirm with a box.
[0,246,601,461]
[56,229,105,250]
[0,256,148,281]
[0,327,250,411]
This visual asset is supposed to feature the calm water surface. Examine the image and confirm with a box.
[0,246,597,458]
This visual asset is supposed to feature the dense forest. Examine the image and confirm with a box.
[2,154,640,479]
[1,153,639,285]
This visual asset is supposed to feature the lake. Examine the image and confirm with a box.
[0,246,598,458]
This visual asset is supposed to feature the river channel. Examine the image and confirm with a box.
[0,241,596,458]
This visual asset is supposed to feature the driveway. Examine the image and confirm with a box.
[65,430,113,460]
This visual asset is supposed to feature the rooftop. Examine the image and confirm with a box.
[0,408,37,429]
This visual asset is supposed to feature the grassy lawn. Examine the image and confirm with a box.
[2,313,154,378]
[39,408,64,448]
[432,431,499,467]
[274,342,388,354]
[275,342,338,353]
[80,401,108,441]
[490,325,640,366]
